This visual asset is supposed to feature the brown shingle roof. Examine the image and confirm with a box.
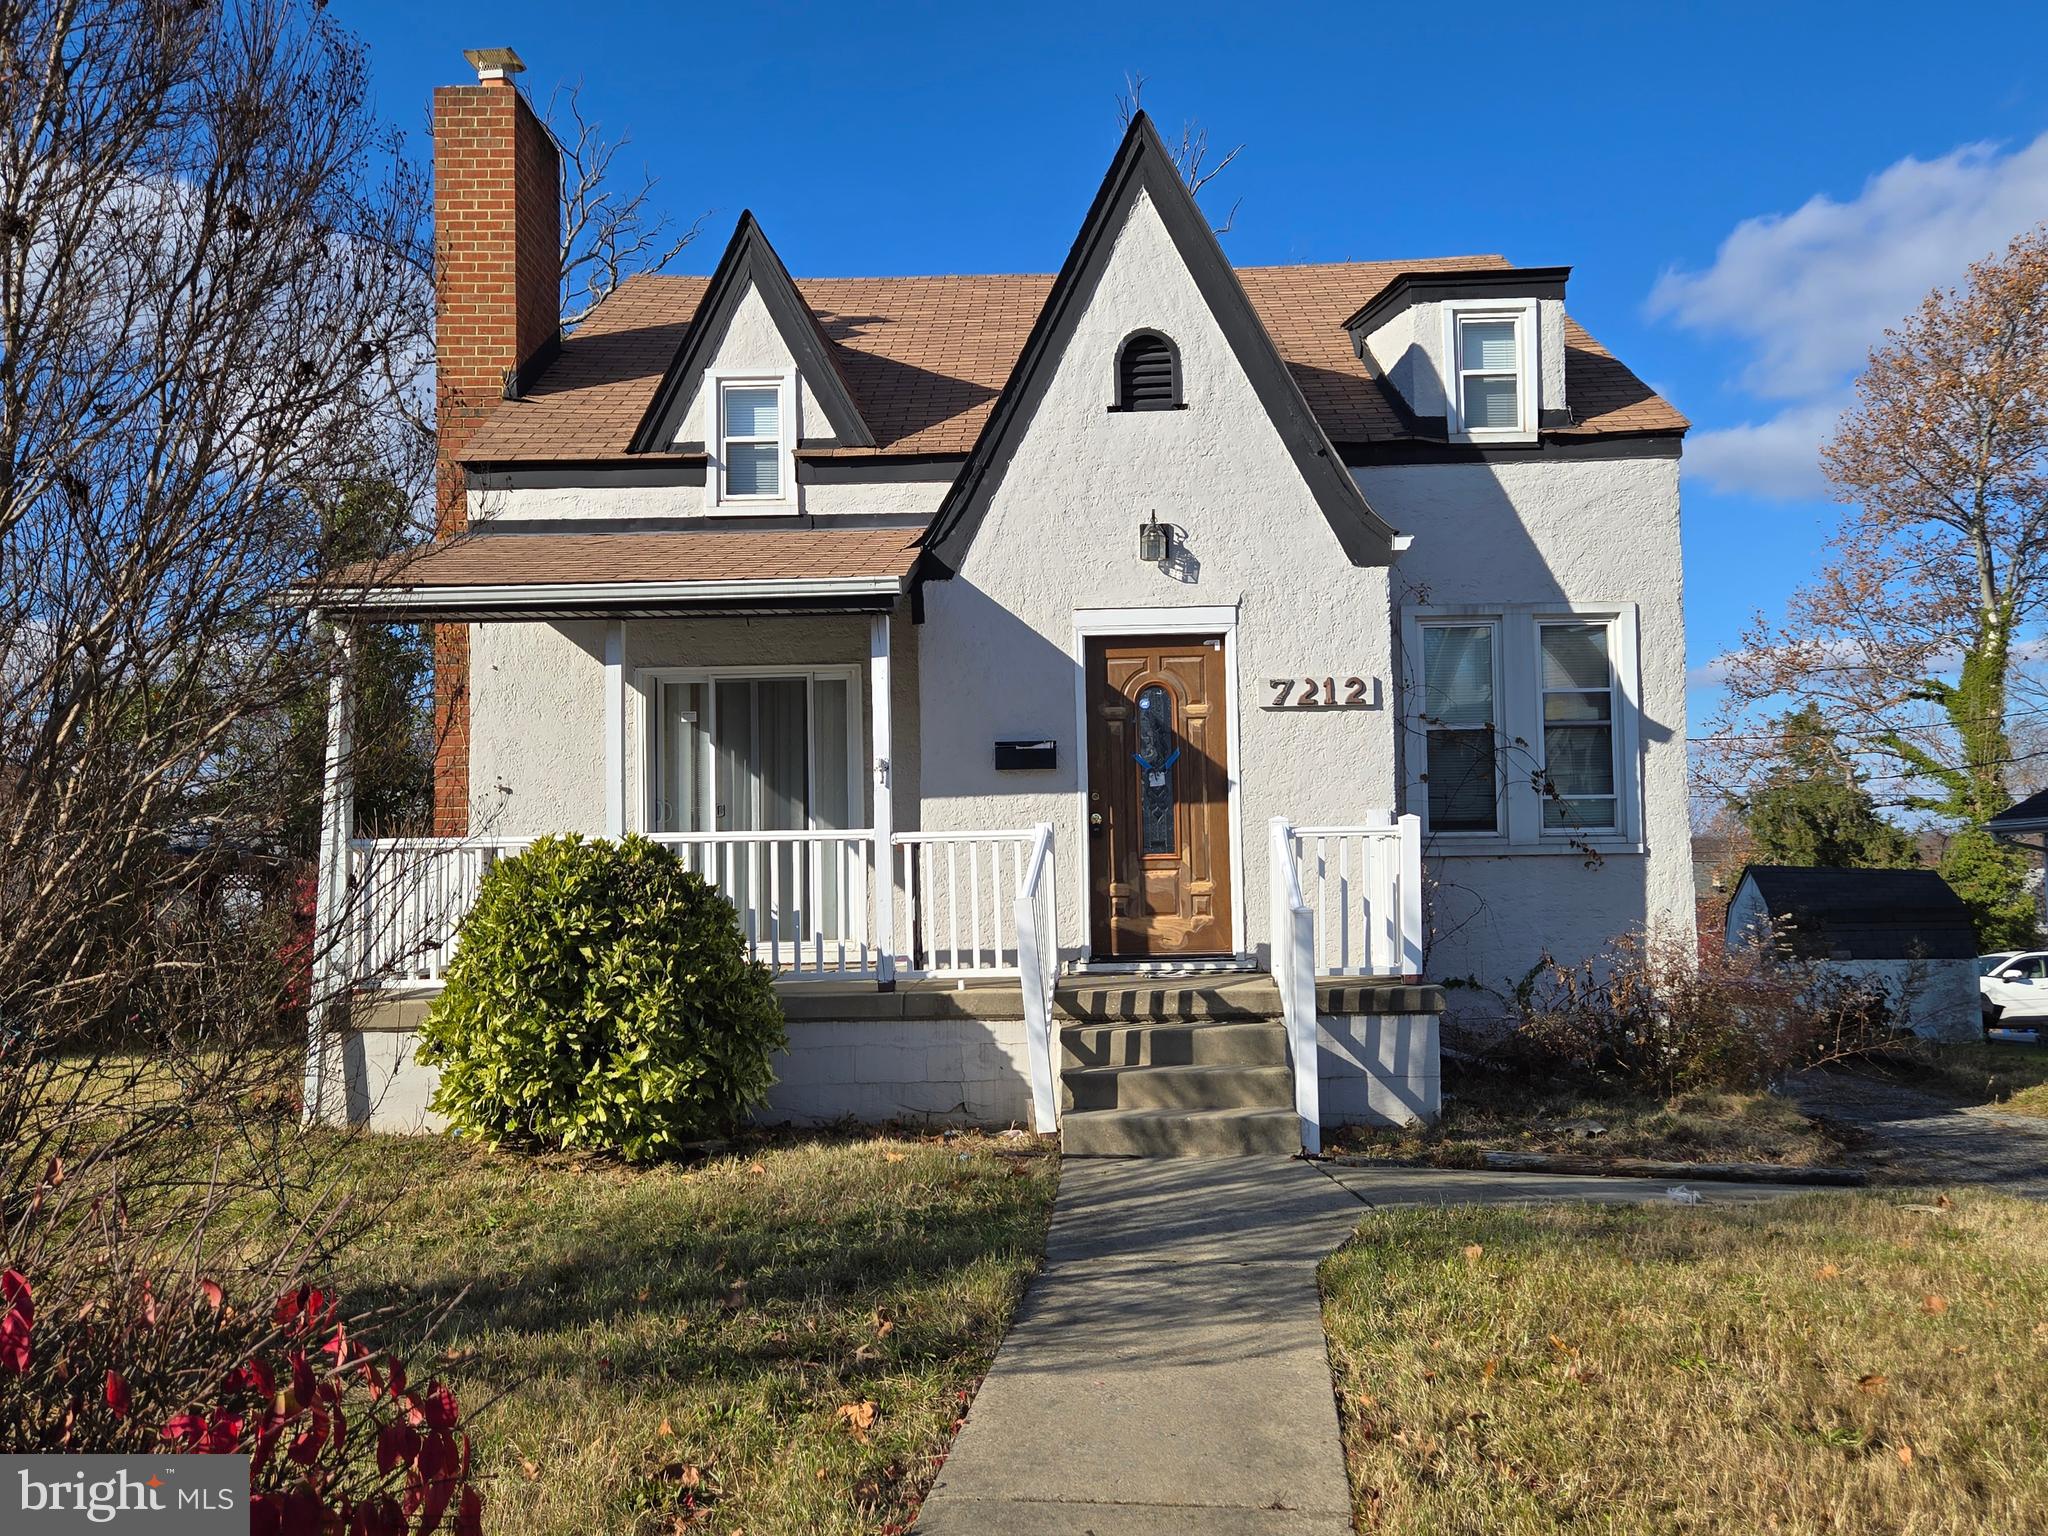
[461,260,1686,464]
[343,527,919,590]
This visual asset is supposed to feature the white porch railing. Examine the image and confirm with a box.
[344,827,1057,987]
[1269,819,1322,1154]
[891,830,1048,976]
[1268,812,1425,1154]
[1011,824,1060,1133]
[1282,814,1425,978]
[649,831,882,976]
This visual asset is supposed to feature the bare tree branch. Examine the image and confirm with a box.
[1116,72,1244,235]
[547,80,708,330]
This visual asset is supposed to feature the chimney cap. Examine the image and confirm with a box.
[462,47,526,83]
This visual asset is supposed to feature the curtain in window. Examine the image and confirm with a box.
[1459,319,1519,429]
[1424,625,1498,832]
[722,386,779,437]
[1459,320,1517,370]
[1541,624,1616,829]
[722,386,781,496]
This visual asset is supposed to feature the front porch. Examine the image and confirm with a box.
[308,543,1432,1151]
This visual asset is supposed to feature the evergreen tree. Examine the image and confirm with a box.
[1737,706,1919,870]
[1938,826,2040,951]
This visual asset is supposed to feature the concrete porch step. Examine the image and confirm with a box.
[1060,1105,1302,1157]
[1060,1018,1287,1070]
[1054,973,1281,1022]
[1061,1061,1293,1113]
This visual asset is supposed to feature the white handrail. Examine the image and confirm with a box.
[1285,814,1425,977]
[1013,822,1059,1133]
[891,829,1043,975]
[1269,818,1321,1155]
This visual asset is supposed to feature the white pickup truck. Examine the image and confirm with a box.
[1979,951,2048,1033]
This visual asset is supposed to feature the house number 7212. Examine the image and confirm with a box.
[1265,676,1380,709]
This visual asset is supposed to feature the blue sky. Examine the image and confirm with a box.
[350,1,2048,739]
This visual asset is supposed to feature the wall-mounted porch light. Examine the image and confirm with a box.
[1138,510,1171,564]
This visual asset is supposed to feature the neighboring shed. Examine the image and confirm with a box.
[1723,865,1981,1042]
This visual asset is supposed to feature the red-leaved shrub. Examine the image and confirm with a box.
[1,1260,481,1535]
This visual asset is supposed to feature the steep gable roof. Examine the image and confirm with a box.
[628,211,875,452]
[920,113,1399,573]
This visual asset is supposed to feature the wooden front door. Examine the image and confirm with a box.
[1085,635,1234,958]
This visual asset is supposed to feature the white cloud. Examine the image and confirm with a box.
[1650,132,2048,498]
[1683,400,1844,500]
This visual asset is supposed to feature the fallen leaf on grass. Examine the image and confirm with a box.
[1547,1334,1577,1357]
[882,1151,907,1164]
[519,1458,540,1481]
[1482,1359,1499,1380]
[1857,1373,1887,1394]
[1816,1263,1841,1281]
[747,1162,767,1175]
[659,1417,674,1437]
[1921,1294,1949,1316]
[836,1400,878,1442]
[873,1310,896,1339]
[1897,1444,1914,1467]
[1462,1244,1484,1265]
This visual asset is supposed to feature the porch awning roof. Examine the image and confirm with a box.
[316,527,919,619]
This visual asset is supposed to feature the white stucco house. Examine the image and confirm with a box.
[305,51,1693,1155]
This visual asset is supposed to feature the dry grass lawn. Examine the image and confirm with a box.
[1321,1190,2048,1535]
[1326,1066,1847,1168]
[311,1130,1056,1536]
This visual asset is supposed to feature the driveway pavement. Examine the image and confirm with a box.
[1790,1064,2048,1199]
[911,1158,1784,1535]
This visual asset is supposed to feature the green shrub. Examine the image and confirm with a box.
[417,835,786,1160]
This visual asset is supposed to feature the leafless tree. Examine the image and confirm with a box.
[0,0,435,1275]
[1116,72,1244,235]
[548,80,707,330]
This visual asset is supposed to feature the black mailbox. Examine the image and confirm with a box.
[993,738,1057,772]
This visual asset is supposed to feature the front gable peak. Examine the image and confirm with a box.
[629,211,875,453]
[920,112,1400,574]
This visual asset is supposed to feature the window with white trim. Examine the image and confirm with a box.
[1442,301,1536,440]
[1539,622,1618,831]
[1420,622,1501,834]
[1405,605,1641,848]
[713,375,793,504]
[645,666,862,937]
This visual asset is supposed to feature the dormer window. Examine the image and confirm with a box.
[713,373,794,506]
[1443,300,1537,441]
[1112,330,1181,411]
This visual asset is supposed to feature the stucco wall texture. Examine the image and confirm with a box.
[919,185,1399,960]
[1362,452,1693,1008]
[468,610,921,839]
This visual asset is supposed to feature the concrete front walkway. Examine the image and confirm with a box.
[912,1159,1784,1534]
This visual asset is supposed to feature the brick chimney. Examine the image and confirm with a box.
[430,48,560,835]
